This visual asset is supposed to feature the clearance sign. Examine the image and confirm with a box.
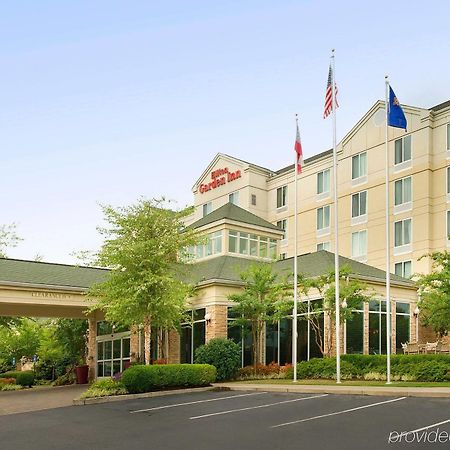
[199,167,241,194]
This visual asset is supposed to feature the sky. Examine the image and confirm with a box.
[1,0,449,264]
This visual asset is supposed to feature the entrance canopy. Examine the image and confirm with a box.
[0,258,107,319]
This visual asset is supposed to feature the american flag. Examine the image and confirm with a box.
[294,119,303,174]
[323,64,339,119]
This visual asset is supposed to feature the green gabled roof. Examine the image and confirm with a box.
[275,251,414,286]
[0,258,108,289]
[189,203,282,232]
[183,251,414,287]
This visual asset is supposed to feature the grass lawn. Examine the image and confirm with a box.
[233,379,450,388]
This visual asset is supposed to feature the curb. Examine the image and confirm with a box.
[73,386,215,406]
[213,383,450,398]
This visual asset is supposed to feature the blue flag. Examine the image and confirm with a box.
[387,86,407,130]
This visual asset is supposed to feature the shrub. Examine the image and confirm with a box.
[287,358,357,380]
[52,370,76,386]
[0,378,16,385]
[0,384,23,391]
[80,379,128,399]
[237,363,292,380]
[195,338,241,381]
[0,371,25,379]
[122,364,216,394]
[15,372,35,387]
[285,354,450,382]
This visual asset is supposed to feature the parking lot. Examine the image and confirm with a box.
[0,389,449,449]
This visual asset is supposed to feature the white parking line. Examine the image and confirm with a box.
[271,396,407,428]
[129,392,267,414]
[189,394,328,419]
[406,418,450,434]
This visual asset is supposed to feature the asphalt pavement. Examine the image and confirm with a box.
[0,390,449,449]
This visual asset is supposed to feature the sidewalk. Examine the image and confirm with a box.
[213,382,450,398]
[0,384,88,415]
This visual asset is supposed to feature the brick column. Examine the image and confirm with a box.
[205,305,228,342]
[87,317,96,382]
[168,330,180,364]
[363,302,369,354]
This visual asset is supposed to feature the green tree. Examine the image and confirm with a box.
[0,319,41,362]
[299,266,372,356]
[88,198,199,364]
[228,263,290,370]
[0,223,22,257]
[416,251,450,337]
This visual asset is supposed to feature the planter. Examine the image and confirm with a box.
[75,365,89,384]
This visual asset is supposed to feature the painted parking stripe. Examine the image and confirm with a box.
[130,392,267,414]
[405,418,450,434]
[271,396,407,428]
[189,394,328,420]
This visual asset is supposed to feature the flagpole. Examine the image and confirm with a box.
[331,49,341,384]
[385,76,392,384]
[293,114,299,382]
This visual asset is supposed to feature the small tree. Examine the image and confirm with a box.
[88,198,199,364]
[298,266,372,356]
[228,263,290,370]
[0,223,22,258]
[416,251,450,337]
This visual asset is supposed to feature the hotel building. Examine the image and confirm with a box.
[0,98,448,378]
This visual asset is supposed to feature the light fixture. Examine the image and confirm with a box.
[341,299,348,309]
[414,306,420,316]
[205,313,212,324]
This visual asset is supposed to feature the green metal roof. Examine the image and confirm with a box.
[183,250,414,287]
[0,258,108,289]
[189,202,282,232]
[0,250,414,291]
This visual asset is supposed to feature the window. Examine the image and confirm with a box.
[202,202,212,217]
[351,191,367,218]
[396,302,410,352]
[447,167,450,196]
[180,309,206,364]
[96,322,131,378]
[317,169,330,195]
[352,152,367,180]
[447,211,450,241]
[228,230,277,259]
[395,261,412,279]
[447,124,450,151]
[317,242,331,251]
[394,177,412,206]
[317,205,330,231]
[352,230,367,259]
[369,300,387,354]
[229,191,239,205]
[251,194,257,206]
[346,302,364,354]
[276,219,287,241]
[277,186,287,208]
[228,308,252,367]
[394,135,412,165]
[394,219,412,247]
[187,231,222,260]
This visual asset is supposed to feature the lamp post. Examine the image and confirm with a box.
[413,306,420,342]
[341,299,348,354]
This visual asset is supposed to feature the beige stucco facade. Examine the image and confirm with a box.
[187,100,450,277]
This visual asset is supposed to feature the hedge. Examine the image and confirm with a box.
[121,364,217,394]
[0,371,30,379]
[15,372,35,387]
[195,338,241,381]
[287,355,450,382]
